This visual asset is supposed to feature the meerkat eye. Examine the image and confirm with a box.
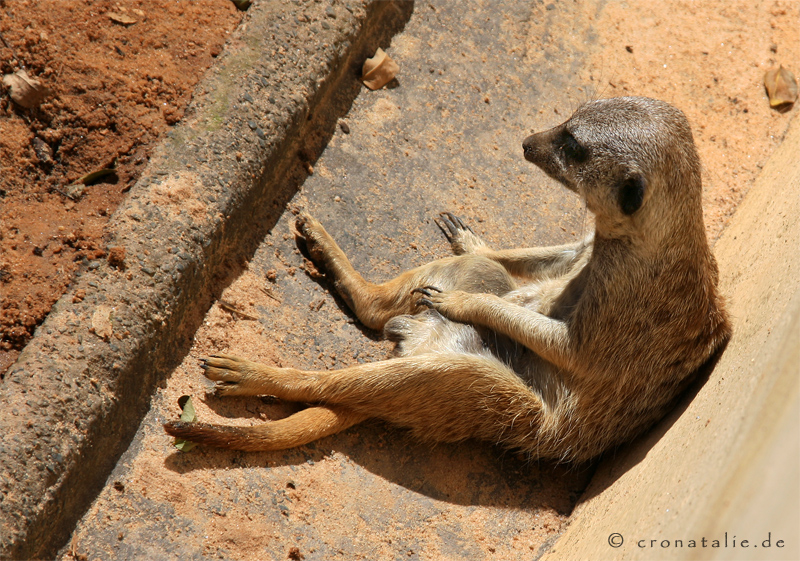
[560,131,588,164]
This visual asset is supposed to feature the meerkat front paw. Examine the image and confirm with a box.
[435,212,489,255]
[412,286,474,323]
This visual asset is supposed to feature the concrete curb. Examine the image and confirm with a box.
[0,2,412,558]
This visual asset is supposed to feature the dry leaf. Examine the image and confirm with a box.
[76,168,116,185]
[2,70,52,109]
[63,168,116,200]
[361,48,399,90]
[108,11,137,26]
[764,66,798,109]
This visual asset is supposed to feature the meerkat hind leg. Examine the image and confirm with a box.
[196,353,544,447]
[297,213,516,330]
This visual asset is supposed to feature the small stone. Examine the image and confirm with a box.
[108,246,126,269]
[91,305,114,340]
[32,137,54,166]
[325,6,336,18]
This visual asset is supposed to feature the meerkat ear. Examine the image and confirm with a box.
[618,174,646,215]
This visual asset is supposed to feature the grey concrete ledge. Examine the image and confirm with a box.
[0,1,412,558]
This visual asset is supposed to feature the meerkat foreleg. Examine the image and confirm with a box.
[414,289,573,371]
[436,212,591,279]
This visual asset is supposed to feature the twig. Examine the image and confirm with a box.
[259,286,282,303]
[219,300,259,321]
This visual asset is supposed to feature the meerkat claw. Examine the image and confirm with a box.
[411,286,442,297]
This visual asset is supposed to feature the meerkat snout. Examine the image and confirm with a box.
[524,97,703,226]
[522,125,583,193]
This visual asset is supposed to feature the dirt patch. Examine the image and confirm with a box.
[0,0,242,373]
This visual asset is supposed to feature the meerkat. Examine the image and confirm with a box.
[164,96,731,462]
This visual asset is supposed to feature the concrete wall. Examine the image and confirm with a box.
[542,114,800,561]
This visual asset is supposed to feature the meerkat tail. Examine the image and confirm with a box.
[163,405,368,451]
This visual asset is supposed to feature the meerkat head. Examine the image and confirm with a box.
[523,97,702,240]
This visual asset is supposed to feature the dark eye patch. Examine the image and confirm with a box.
[618,175,646,215]
[559,131,588,164]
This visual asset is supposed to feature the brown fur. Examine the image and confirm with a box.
[164,97,731,462]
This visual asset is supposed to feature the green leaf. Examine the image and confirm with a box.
[174,439,197,453]
[174,395,198,452]
[178,395,197,422]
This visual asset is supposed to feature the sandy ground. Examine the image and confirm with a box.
[21,0,799,559]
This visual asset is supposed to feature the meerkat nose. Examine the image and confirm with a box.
[522,134,539,162]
